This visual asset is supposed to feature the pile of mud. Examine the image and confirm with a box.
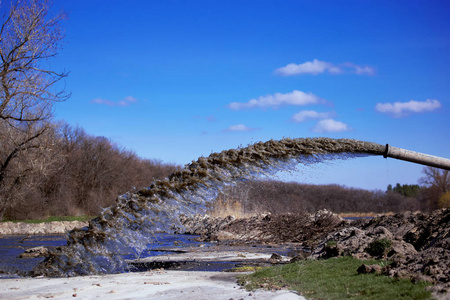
[182,209,449,296]
[181,209,345,246]
[330,208,449,296]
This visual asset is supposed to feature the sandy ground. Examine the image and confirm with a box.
[0,270,305,300]
[1,236,306,299]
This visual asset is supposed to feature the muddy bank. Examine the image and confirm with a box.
[181,209,346,247]
[0,221,88,235]
[182,209,449,298]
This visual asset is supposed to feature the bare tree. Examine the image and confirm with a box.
[420,167,449,194]
[419,166,450,210]
[0,0,68,220]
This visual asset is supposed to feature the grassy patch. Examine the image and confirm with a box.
[3,215,93,223]
[225,266,265,273]
[238,257,432,299]
[366,238,392,256]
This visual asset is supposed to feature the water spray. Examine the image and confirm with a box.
[31,138,449,277]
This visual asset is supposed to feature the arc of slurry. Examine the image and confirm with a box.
[33,137,448,277]
[383,144,450,170]
[33,138,390,277]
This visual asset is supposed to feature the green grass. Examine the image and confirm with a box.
[2,215,93,223]
[238,256,432,300]
[225,266,265,273]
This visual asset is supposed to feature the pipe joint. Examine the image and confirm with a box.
[383,144,390,159]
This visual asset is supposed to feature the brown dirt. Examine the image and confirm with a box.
[182,208,450,298]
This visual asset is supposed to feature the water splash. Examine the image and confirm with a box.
[33,137,386,277]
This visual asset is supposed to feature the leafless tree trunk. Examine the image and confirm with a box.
[0,0,68,220]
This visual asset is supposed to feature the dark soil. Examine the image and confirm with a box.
[181,208,450,298]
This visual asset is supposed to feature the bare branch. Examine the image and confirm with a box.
[0,0,69,217]
[1,0,69,122]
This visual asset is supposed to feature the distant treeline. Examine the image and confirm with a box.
[2,121,448,221]
[1,123,179,221]
[209,178,448,217]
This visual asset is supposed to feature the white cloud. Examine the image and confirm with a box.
[225,124,255,132]
[353,65,375,75]
[117,96,137,106]
[91,96,137,107]
[228,90,323,110]
[275,59,336,76]
[275,59,375,76]
[312,119,350,133]
[291,110,334,123]
[375,99,441,117]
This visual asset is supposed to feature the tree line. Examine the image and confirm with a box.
[1,122,179,220]
[210,181,417,216]
[209,167,450,217]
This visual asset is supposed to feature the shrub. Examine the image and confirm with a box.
[438,191,450,208]
[366,238,392,256]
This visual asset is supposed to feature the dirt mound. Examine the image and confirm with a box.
[307,209,449,297]
[182,210,346,246]
[182,209,449,297]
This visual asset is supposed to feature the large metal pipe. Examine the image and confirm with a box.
[383,144,450,170]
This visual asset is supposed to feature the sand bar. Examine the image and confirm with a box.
[0,270,304,300]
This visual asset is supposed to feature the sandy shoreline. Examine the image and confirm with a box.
[1,239,305,299]
[0,270,304,300]
[0,221,88,235]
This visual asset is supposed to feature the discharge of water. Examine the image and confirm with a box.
[32,137,386,277]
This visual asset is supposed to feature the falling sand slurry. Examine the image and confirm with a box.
[34,138,387,276]
[0,270,304,300]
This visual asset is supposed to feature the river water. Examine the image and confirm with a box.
[0,235,66,278]
[0,233,209,278]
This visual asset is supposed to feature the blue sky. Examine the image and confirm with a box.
[48,0,449,190]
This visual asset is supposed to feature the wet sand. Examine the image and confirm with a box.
[0,270,304,300]
[126,246,297,272]
[1,246,305,299]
